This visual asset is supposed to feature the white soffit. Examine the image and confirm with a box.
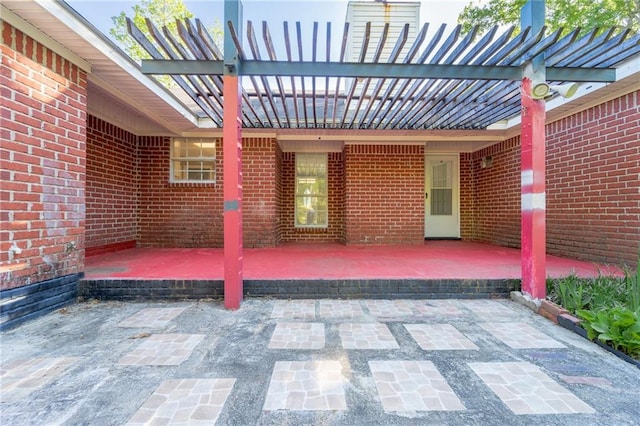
[1,5,90,71]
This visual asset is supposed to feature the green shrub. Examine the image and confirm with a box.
[549,251,639,360]
[577,307,640,359]
[550,274,590,313]
[623,257,640,312]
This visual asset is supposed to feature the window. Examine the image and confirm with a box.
[171,138,217,182]
[295,153,328,228]
[430,160,453,215]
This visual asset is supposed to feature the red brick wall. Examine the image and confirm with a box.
[135,136,279,248]
[274,143,283,244]
[459,153,474,239]
[546,91,639,267]
[243,138,279,247]
[1,23,87,290]
[85,116,137,252]
[471,91,639,267]
[472,138,522,248]
[136,136,223,247]
[280,152,345,243]
[345,145,424,244]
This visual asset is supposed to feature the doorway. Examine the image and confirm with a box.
[425,154,460,238]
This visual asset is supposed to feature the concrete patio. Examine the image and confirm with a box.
[1,297,639,425]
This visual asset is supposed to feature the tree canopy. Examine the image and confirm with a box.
[111,0,194,61]
[110,0,223,86]
[457,0,640,35]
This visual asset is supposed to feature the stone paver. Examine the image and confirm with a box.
[270,300,316,319]
[118,334,204,366]
[268,322,325,349]
[365,300,414,318]
[3,299,640,425]
[558,375,613,387]
[127,378,235,425]
[319,300,365,318]
[0,357,80,402]
[469,362,595,414]
[117,307,188,328]
[339,323,399,349]
[263,360,347,411]
[369,360,465,412]
[405,324,478,350]
[461,300,517,319]
[481,322,566,349]
[410,300,464,317]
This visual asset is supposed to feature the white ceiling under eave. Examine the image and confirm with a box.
[2,0,202,136]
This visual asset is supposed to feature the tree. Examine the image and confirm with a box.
[110,0,223,86]
[111,0,194,61]
[458,0,640,35]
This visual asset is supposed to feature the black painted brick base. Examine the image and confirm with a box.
[80,278,517,301]
[1,274,81,331]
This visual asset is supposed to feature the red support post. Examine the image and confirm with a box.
[223,74,243,309]
[520,77,546,299]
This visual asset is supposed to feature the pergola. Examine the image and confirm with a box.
[128,0,640,308]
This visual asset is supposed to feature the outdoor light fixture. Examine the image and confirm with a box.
[531,82,580,100]
[550,83,579,99]
[531,82,551,99]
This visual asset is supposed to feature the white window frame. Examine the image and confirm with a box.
[295,153,328,228]
[170,137,217,183]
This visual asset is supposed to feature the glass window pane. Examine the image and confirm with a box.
[295,153,328,227]
[201,142,216,157]
[170,138,217,182]
[431,188,452,215]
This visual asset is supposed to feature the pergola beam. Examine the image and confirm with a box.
[141,59,617,82]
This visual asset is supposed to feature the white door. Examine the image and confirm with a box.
[425,154,459,238]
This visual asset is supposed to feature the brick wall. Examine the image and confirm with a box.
[1,22,87,290]
[459,153,474,239]
[136,136,223,247]
[243,138,279,247]
[472,138,522,249]
[135,136,280,248]
[546,91,639,267]
[85,116,137,253]
[274,142,283,244]
[471,91,639,267]
[345,145,424,245]
[280,152,345,243]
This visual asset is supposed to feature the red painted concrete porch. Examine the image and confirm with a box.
[84,241,619,281]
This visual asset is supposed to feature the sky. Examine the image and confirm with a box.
[66,0,473,41]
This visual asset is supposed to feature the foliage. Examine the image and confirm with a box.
[548,274,591,313]
[111,0,195,62]
[549,252,640,360]
[458,0,640,35]
[624,260,640,312]
[577,307,640,358]
[110,0,223,87]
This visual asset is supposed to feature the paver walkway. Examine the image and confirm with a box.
[1,298,639,425]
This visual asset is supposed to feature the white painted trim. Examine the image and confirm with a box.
[521,170,534,187]
[521,193,546,211]
[1,5,91,71]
